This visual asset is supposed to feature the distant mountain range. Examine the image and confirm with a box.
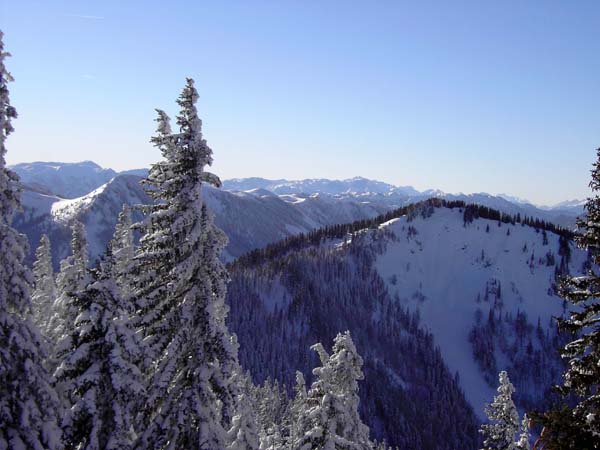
[222,178,584,229]
[9,161,585,268]
[223,176,423,197]
[223,176,585,213]
[11,161,586,212]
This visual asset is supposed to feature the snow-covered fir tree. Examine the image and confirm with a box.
[54,248,144,450]
[296,331,372,450]
[134,78,239,449]
[109,205,135,309]
[48,221,89,347]
[227,372,260,450]
[31,234,56,337]
[197,199,241,425]
[479,371,519,450]
[287,371,308,448]
[515,414,530,450]
[555,147,600,438]
[0,29,63,450]
[253,377,288,443]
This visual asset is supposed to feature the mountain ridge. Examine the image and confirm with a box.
[10,161,585,212]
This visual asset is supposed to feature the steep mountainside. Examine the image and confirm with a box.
[225,201,585,448]
[372,207,582,415]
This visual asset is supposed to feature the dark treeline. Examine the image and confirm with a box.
[233,198,576,269]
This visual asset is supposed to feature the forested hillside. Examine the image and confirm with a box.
[226,201,588,447]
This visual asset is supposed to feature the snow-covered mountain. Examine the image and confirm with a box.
[226,200,585,447]
[13,175,151,267]
[372,207,577,416]
[10,161,120,199]
[439,192,580,228]
[13,174,391,266]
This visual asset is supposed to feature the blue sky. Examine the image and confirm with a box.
[1,1,599,204]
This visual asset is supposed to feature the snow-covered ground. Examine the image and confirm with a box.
[374,208,586,417]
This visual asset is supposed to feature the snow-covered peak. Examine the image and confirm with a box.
[10,161,118,199]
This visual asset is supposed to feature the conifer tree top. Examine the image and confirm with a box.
[0,30,17,166]
[0,30,20,225]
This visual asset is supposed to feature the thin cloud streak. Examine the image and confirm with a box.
[64,14,105,20]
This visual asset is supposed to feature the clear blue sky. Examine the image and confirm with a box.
[1,1,599,205]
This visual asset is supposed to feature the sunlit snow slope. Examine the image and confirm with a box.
[373,208,584,416]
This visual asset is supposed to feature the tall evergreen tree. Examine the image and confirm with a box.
[296,331,372,450]
[54,249,144,450]
[134,78,239,449]
[0,29,63,450]
[287,371,308,449]
[554,146,600,438]
[479,371,519,450]
[110,205,135,310]
[31,234,57,338]
[48,221,89,346]
[253,377,288,437]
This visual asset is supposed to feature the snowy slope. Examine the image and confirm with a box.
[373,208,584,417]
[14,175,151,267]
[51,174,151,259]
